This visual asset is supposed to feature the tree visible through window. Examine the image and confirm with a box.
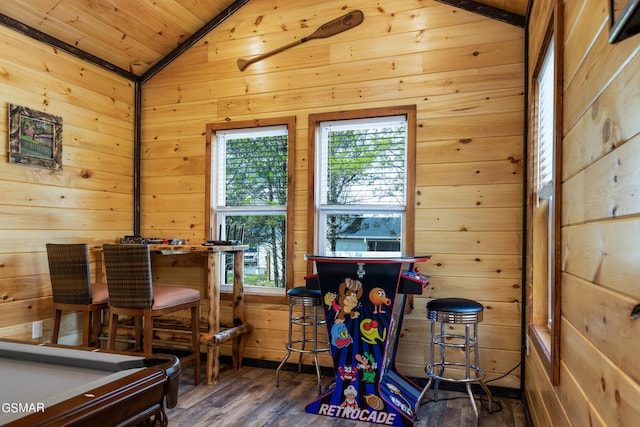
[206,118,295,293]
[309,106,416,258]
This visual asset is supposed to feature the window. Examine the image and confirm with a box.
[206,117,295,295]
[309,106,416,258]
[529,11,562,385]
[536,36,555,330]
[536,37,555,207]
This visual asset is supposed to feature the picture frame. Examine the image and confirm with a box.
[8,104,63,171]
[609,0,640,43]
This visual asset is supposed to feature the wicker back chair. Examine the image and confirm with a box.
[46,243,109,347]
[102,244,201,385]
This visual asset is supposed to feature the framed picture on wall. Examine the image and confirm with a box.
[8,104,63,171]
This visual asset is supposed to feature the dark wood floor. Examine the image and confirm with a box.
[166,362,528,427]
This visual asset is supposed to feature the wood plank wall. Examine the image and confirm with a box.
[141,0,524,389]
[525,0,640,425]
[0,25,134,342]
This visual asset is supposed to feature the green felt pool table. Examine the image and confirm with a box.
[0,340,180,427]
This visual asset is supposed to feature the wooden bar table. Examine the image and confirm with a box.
[93,243,249,385]
[304,255,430,427]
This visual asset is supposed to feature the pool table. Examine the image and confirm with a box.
[0,340,180,427]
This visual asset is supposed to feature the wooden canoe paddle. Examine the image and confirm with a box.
[237,10,364,72]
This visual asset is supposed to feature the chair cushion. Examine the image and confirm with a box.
[91,283,109,304]
[287,287,321,298]
[152,286,200,309]
[426,298,483,314]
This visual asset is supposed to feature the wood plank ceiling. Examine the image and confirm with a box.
[0,0,529,81]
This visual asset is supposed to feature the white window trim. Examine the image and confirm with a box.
[212,125,289,293]
[314,115,408,257]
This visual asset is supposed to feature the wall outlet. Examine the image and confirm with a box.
[32,320,43,339]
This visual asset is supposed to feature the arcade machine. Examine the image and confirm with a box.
[304,255,430,426]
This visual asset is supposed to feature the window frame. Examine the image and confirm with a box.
[205,117,296,302]
[307,105,416,266]
[527,3,563,386]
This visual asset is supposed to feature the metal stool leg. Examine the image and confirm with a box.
[417,319,435,406]
[474,323,493,413]
[464,323,479,418]
[298,305,306,373]
[312,305,323,395]
[275,301,294,387]
[433,320,445,401]
[276,290,330,395]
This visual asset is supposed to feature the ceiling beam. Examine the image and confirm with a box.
[1,0,250,83]
[140,0,249,83]
[0,13,139,81]
[435,0,525,28]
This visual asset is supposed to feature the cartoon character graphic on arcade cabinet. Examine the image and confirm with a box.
[336,278,363,323]
[341,385,359,416]
[386,383,413,418]
[355,352,377,383]
[324,291,340,320]
[360,318,387,345]
[368,287,391,314]
[331,322,353,348]
[338,364,358,383]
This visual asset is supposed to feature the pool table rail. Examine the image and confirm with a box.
[0,340,180,427]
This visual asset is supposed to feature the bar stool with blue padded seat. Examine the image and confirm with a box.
[275,287,330,394]
[417,297,493,418]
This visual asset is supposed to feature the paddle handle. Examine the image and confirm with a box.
[237,39,305,71]
[237,10,364,71]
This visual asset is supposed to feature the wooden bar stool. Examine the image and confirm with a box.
[417,298,493,417]
[275,287,329,394]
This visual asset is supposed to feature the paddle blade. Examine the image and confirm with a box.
[307,10,364,40]
[237,10,364,72]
